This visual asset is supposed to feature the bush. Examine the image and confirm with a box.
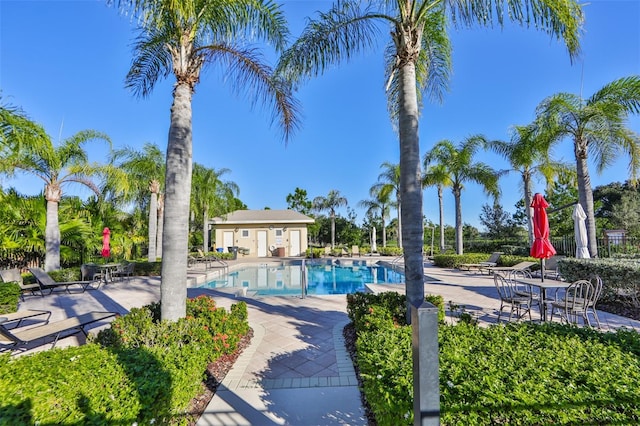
[347,293,640,426]
[0,282,20,314]
[0,295,250,425]
[432,253,539,270]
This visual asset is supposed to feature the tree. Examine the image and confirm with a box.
[313,189,347,248]
[0,104,110,271]
[534,76,640,257]
[191,163,238,253]
[479,200,522,239]
[422,162,452,253]
[286,187,312,215]
[424,137,500,254]
[276,0,583,315]
[109,143,165,262]
[371,162,402,248]
[114,0,299,321]
[358,183,391,248]
[488,124,574,246]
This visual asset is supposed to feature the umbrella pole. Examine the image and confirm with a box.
[540,259,545,282]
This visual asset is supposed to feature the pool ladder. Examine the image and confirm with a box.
[301,259,308,299]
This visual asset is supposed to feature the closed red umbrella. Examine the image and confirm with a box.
[101,227,111,258]
[530,193,556,281]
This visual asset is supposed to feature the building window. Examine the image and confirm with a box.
[275,229,283,237]
[241,229,249,238]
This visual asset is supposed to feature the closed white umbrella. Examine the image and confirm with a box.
[573,203,590,259]
[371,226,377,253]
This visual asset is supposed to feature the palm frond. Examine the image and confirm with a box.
[126,26,174,98]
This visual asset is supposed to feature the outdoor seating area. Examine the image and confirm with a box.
[29,267,98,294]
[0,268,41,300]
[458,252,502,273]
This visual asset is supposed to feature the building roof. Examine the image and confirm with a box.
[211,209,314,225]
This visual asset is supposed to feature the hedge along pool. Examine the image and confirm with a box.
[198,260,405,296]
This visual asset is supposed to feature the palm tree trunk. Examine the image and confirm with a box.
[156,195,164,259]
[160,82,194,321]
[454,187,463,255]
[523,175,534,246]
[382,210,387,247]
[575,141,598,257]
[397,199,403,248]
[438,185,445,252]
[331,211,336,249]
[203,206,209,253]
[148,190,158,262]
[44,199,60,272]
[398,62,424,319]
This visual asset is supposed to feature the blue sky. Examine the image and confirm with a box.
[1,0,639,230]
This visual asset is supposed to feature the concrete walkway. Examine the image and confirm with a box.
[8,258,640,426]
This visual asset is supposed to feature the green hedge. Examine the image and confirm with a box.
[348,293,640,425]
[433,253,539,269]
[0,282,20,315]
[0,296,249,425]
[558,257,640,307]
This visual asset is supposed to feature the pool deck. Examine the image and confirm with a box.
[7,256,640,425]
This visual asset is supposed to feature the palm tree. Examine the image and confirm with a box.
[109,143,165,262]
[372,162,402,248]
[424,137,501,255]
[191,163,239,253]
[422,163,452,253]
[488,124,575,246]
[534,76,640,257]
[313,190,348,249]
[114,0,298,321]
[358,184,391,248]
[0,104,110,271]
[277,0,582,314]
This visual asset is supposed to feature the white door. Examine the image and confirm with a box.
[290,230,301,256]
[257,231,268,257]
[223,231,234,253]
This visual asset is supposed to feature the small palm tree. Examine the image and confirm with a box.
[488,124,574,246]
[358,184,391,248]
[113,0,299,321]
[422,163,452,253]
[313,190,348,249]
[424,136,500,255]
[534,76,640,257]
[372,162,402,248]
[109,143,165,262]
[0,104,110,271]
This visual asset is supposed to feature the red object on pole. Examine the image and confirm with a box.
[101,227,111,258]
[530,193,556,259]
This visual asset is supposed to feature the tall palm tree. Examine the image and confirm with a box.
[534,76,640,257]
[424,137,500,255]
[114,0,298,321]
[358,184,391,248]
[0,105,111,271]
[422,163,452,253]
[488,124,575,246]
[191,163,239,253]
[109,143,165,262]
[313,189,348,249]
[277,0,582,314]
[372,162,402,248]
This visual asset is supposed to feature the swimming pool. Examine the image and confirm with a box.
[199,260,405,296]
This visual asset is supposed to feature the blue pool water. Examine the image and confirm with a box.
[199,261,405,296]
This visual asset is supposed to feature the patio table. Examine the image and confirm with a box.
[98,263,121,283]
[514,277,571,321]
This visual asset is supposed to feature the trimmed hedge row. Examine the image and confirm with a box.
[347,292,640,425]
[0,296,249,425]
[432,253,539,269]
[558,257,640,307]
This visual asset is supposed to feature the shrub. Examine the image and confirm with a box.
[347,294,640,426]
[0,282,20,314]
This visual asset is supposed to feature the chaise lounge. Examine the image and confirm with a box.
[0,311,118,353]
[0,310,51,329]
[29,267,98,294]
[458,252,502,274]
[0,268,42,300]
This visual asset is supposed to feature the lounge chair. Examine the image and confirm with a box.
[0,310,51,329]
[487,261,537,275]
[0,268,42,300]
[111,262,135,281]
[340,247,350,257]
[0,311,118,353]
[324,246,332,257]
[352,246,361,257]
[532,255,566,280]
[458,252,502,273]
[28,267,96,294]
